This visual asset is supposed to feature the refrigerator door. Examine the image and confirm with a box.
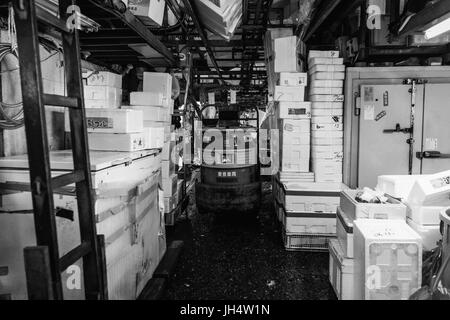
[358,84,424,188]
[420,83,450,174]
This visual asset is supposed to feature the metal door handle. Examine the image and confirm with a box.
[416,151,450,159]
[383,123,413,134]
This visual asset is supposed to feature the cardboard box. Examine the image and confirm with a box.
[128,0,165,26]
[143,72,173,105]
[279,72,308,86]
[130,92,165,107]
[82,109,143,133]
[276,101,311,119]
[274,85,305,102]
[85,71,122,88]
[88,132,146,152]
[274,36,302,72]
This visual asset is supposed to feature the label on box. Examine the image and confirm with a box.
[87,117,113,129]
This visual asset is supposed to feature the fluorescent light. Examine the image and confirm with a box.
[424,17,450,40]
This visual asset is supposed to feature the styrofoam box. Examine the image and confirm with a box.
[162,173,177,197]
[274,85,305,102]
[143,72,172,103]
[315,173,343,183]
[281,181,342,213]
[84,86,122,103]
[312,137,343,146]
[282,210,337,234]
[312,159,343,175]
[329,238,355,300]
[161,159,175,178]
[310,87,343,95]
[310,94,344,102]
[309,64,346,74]
[279,72,308,86]
[407,205,443,226]
[281,131,311,146]
[88,132,146,152]
[407,218,442,251]
[83,109,143,133]
[128,0,165,26]
[340,189,407,221]
[161,140,176,161]
[130,92,165,107]
[84,99,120,109]
[144,127,164,149]
[274,36,302,72]
[311,130,344,139]
[85,71,122,88]
[312,122,343,131]
[312,145,343,160]
[282,158,310,173]
[276,101,311,119]
[311,108,343,117]
[310,80,344,88]
[309,57,344,66]
[353,219,422,300]
[279,119,311,133]
[310,72,345,81]
[376,175,426,200]
[164,194,177,213]
[124,105,168,123]
[311,115,343,124]
[407,170,450,207]
[337,207,354,258]
[311,101,344,109]
[308,50,340,59]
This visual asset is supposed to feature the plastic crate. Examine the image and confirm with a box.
[283,229,335,252]
[329,239,355,300]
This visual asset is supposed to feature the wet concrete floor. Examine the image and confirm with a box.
[163,182,337,300]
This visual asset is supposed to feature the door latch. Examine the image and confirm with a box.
[416,151,450,159]
[383,123,413,134]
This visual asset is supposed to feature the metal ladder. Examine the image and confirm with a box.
[12,0,106,300]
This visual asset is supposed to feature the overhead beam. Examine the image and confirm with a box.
[400,0,450,36]
[303,0,343,41]
[181,0,225,85]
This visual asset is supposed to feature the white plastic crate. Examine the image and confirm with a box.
[283,229,334,252]
[281,207,336,234]
[329,238,355,300]
[340,189,407,220]
[376,175,426,200]
[407,170,450,207]
[353,219,422,300]
[281,182,341,213]
[407,218,441,251]
[337,207,354,258]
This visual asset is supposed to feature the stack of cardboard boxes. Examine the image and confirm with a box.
[308,51,345,183]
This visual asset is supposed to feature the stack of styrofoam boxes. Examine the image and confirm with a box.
[129,72,178,219]
[308,51,345,183]
[331,188,419,300]
[76,71,148,152]
[376,173,446,251]
[277,180,343,252]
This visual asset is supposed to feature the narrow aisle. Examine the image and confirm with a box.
[163,183,336,300]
